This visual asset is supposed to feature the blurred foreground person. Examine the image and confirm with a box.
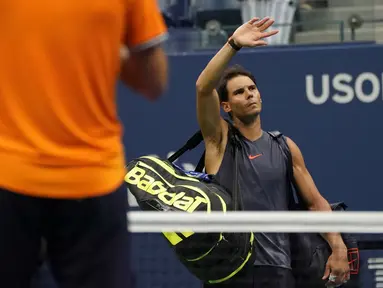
[0,0,168,287]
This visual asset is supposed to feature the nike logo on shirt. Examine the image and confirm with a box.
[248,154,263,160]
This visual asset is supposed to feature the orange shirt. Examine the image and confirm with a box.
[0,0,167,198]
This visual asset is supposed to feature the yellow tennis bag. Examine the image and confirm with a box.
[125,130,255,284]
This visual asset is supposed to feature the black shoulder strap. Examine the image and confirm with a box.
[195,151,205,172]
[168,130,203,163]
[227,122,242,211]
[267,131,282,138]
[267,131,305,208]
[267,131,293,181]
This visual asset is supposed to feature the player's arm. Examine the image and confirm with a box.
[286,137,350,284]
[120,46,167,100]
[195,43,237,143]
[196,17,278,143]
[120,0,168,100]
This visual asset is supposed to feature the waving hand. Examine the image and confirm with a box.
[231,17,279,47]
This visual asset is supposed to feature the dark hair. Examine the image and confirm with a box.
[217,65,257,103]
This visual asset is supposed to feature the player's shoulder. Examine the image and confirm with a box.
[123,0,168,51]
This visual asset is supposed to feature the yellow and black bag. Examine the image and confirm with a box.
[125,130,255,284]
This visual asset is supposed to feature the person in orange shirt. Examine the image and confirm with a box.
[0,0,168,287]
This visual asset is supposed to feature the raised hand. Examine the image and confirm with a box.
[231,17,279,48]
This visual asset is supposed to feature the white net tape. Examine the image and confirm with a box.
[128,211,383,233]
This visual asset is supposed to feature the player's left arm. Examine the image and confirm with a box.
[285,137,350,284]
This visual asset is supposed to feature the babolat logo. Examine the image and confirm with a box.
[125,165,207,213]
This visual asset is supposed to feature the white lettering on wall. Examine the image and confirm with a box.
[306,72,383,104]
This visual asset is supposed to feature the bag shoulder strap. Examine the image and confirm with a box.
[267,131,292,179]
[267,131,282,138]
[226,121,242,211]
[267,131,305,207]
[168,130,203,163]
[195,151,206,173]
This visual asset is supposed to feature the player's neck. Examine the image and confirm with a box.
[234,116,262,142]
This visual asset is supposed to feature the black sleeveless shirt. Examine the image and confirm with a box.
[214,129,291,269]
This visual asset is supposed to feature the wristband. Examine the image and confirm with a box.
[228,38,242,51]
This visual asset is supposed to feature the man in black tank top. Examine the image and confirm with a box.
[195,17,350,288]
